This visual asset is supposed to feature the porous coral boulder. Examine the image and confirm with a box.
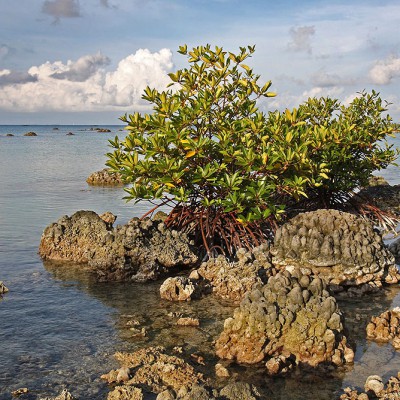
[270,209,399,294]
[160,277,201,301]
[366,307,400,350]
[215,270,354,369]
[86,168,124,185]
[39,211,199,281]
[195,244,276,303]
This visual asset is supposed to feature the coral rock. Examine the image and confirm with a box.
[196,244,276,303]
[39,211,199,282]
[86,168,124,185]
[271,209,398,294]
[215,270,354,369]
[366,307,400,350]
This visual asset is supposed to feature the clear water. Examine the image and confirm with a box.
[1,126,400,399]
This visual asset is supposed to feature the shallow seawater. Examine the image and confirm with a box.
[1,126,400,399]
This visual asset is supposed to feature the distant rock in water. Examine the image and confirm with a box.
[39,210,200,282]
[5,133,14,137]
[86,168,124,186]
[90,127,111,132]
[215,270,354,371]
[52,127,59,131]
[24,131,37,136]
[270,209,399,295]
[0,281,8,295]
[66,132,74,136]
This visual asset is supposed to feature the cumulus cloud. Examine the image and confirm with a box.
[42,0,80,21]
[369,55,400,85]
[0,48,173,112]
[0,70,38,86]
[287,26,315,54]
[50,52,110,82]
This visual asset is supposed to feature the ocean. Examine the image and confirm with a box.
[1,125,400,399]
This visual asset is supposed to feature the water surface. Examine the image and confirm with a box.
[1,126,400,399]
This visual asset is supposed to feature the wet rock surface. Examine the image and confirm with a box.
[102,346,262,400]
[195,244,276,303]
[340,372,400,399]
[358,183,400,215]
[39,210,199,282]
[24,131,37,136]
[271,209,399,294]
[86,168,125,186]
[366,307,400,349]
[215,270,354,368]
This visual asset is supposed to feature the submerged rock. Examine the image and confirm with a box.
[366,307,400,350]
[215,270,354,369]
[86,168,125,186]
[39,210,199,282]
[39,389,76,400]
[103,346,262,400]
[102,346,204,393]
[340,372,400,399]
[271,209,399,294]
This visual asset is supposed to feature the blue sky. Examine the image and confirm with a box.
[0,0,399,124]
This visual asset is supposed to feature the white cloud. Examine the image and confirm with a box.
[369,55,400,85]
[287,26,315,54]
[0,48,173,112]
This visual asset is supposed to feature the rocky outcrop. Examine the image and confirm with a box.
[195,244,276,303]
[358,183,400,215]
[39,211,199,282]
[86,168,124,186]
[0,281,8,295]
[366,307,400,349]
[24,131,37,136]
[215,270,354,369]
[270,209,399,294]
[340,373,400,399]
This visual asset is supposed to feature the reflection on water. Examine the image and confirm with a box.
[1,126,400,399]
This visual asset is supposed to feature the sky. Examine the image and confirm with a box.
[0,0,399,125]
